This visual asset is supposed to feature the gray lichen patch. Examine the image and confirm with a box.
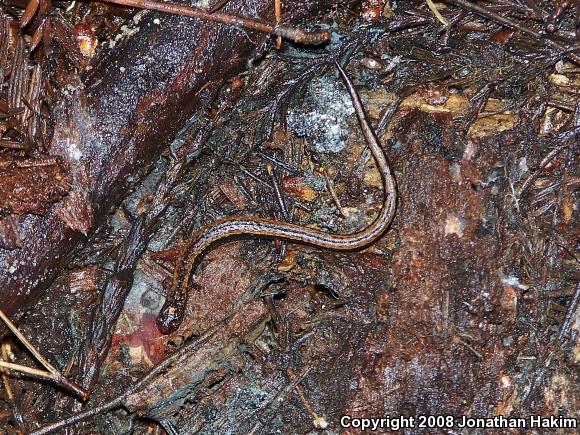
[287,75,355,153]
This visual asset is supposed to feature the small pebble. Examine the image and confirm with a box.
[361,57,384,71]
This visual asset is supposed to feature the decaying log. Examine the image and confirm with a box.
[0,0,333,330]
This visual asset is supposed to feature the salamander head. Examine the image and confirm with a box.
[156,301,186,334]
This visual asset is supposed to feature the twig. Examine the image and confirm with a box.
[443,0,580,65]
[425,0,449,26]
[275,0,282,49]
[267,164,290,221]
[0,361,54,379]
[101,0,330,45]
[323,168,345,217]
[239,165,275,190]
[0,309,56,374]
[457,338,483,359]
[377,94,403,133]
[558,283,580,341]
[247,366,313,434]
[19,0,39,28]
[209,0,231,13]
[0,344,14,400]
[0,360,87,399]
[288,367,328,429]
[519,144,569,196]
[0,309,88,400]
[258,151,301,175]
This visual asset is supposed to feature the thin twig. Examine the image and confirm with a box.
[209,0,231,13]
[0,361,56,380]
[377,95,403,133]
[275,0,282,49]
[288,367,327,428]
[258,151,301,175]
[0,309,88,400]
[426,0,449,26]
[239,165,275,190]
[19,0,39,28]
[247,366,313,435]
[443,0,580,65]
[0,345,14,400]
[558,283,580,341]
[323,168,345,217]
[0,309,57,375]
[101,0,330,45]
[267,164,290,220]
[519,144,569,196]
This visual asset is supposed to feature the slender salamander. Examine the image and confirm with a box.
[156,61,398,334]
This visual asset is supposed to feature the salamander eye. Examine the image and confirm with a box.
[73,23,98,58]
